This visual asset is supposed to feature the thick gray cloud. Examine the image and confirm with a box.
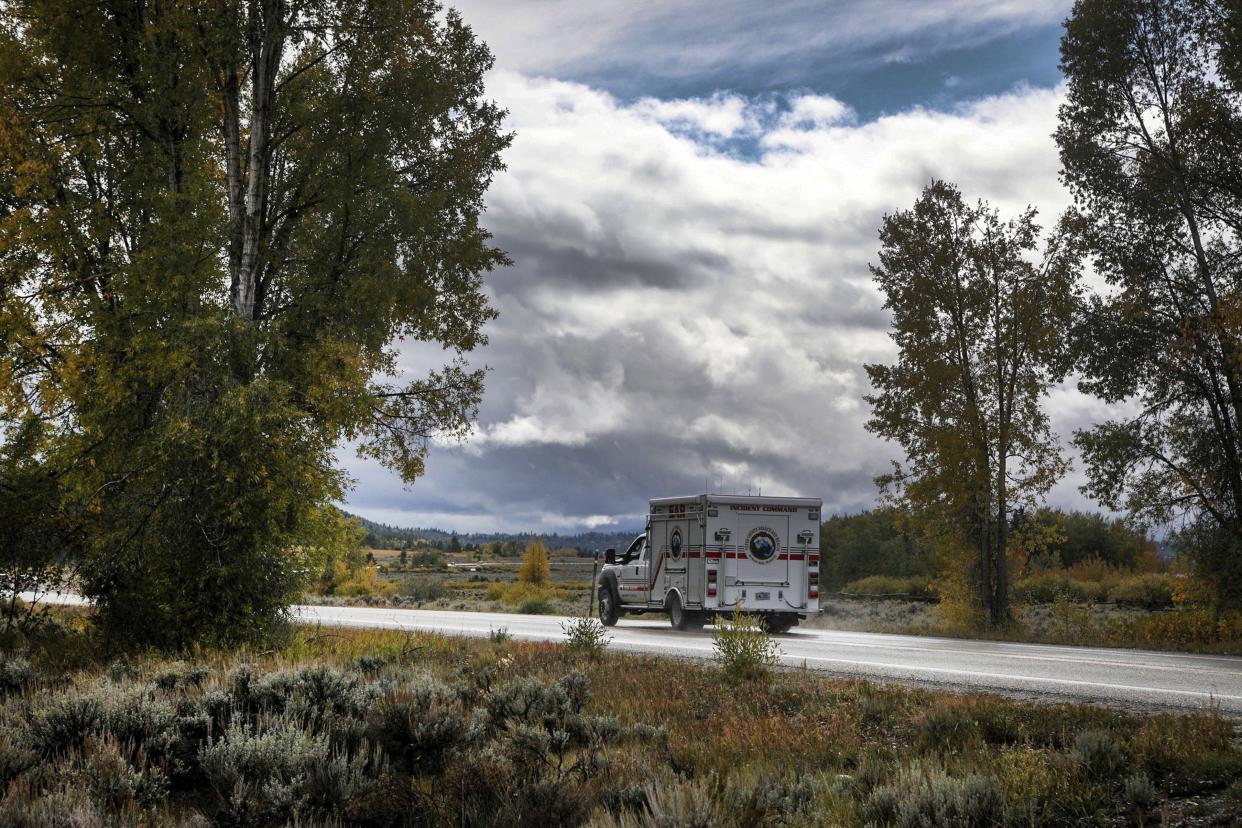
[340,76,1108,533]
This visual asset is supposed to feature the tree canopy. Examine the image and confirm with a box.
[865,181,1079,624]
[0,0,509,645]
[1059,0,1242,608]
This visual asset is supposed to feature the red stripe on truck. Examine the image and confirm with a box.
[647,553,665,589]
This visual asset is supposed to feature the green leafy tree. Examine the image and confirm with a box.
[1049,510,1149,570]
[0,0,508,646]
[820,509,933,589]
[1058,0,1242,608]
[0,420,79,642]
[865,181,1079,625]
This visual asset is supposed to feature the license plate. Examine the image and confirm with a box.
[755,591,770,601]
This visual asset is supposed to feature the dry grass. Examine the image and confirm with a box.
[1,619,1240,826]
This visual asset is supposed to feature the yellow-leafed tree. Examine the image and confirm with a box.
[518,541,551,586]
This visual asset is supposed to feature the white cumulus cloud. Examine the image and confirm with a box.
[344,72,1082,532]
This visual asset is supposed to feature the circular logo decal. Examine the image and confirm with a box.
[669,528,683,560]
[747,528,779,563]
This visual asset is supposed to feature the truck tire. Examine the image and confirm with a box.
[767,614,798,634]
[598,587,620,627]
[667,593,688,630]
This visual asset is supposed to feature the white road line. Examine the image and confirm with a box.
[770,636,1242,678]
[788,654,1242,704]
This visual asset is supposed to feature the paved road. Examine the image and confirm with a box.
[34,592,1242,713]
[293,604,1242,715]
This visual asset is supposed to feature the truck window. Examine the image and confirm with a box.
[624,535,645,563]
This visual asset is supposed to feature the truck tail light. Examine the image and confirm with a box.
[808,571,819,600]
[706,567,717,597]
[707,569,717,583]
[808,571,818,586]
[707,584,717,597]
[809,588,819,600]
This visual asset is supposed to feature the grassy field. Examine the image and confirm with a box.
[310,553,600,617]
[3,614,1242,826]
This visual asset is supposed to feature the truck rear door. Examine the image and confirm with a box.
[732,511,790,587]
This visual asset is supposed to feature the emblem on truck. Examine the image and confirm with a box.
[746,528,779,563]
[669,528,683,560]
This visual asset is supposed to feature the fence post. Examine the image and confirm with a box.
[588,554,598,618]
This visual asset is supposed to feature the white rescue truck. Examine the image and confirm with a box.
[597,494,822,633]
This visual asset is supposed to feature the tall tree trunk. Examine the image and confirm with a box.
[231,0,285,322]
[979,513,993,621]
[994,472,1009,624]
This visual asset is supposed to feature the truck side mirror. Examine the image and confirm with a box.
[605,548,616,565]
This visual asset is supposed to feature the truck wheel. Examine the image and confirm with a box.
[667,593,688,630]
[768,614,797,634]
[599,588,620,627]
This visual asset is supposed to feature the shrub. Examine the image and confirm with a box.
[337,564,398,598]
[78,735,171,812]
[863,762,1003,827]
[1120,608,1242,647]
[1066,556,1127,585]
[488,627,512,644]
[518,541,551,586]
[712,608,780,681]
[401,577,448,602]
[0,730,35,784]
[367,676,474,773]
[597,776,727,827]
[912,702,980,754]
[518,596,554,615]
[1013,571,1100,604]
[1070,730,1123,778]
[0,657,33,695]
[354,654,388,673]
[1045,593,1096,644]
[30,693,103,756]
[99,691,177,758]
[842,575,938,601]
[1107,574,1174,609]
[200,719,331,819]
[1134,545,1166,573]
[154,660,210,690]
[485,580,552,603]
[1123,771,1158,812]
[561,617,611,660]
[407,549,447,568]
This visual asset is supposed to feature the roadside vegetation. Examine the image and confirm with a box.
[813,506,1242,654]
[296,508,1242,655]
[1,618,1240,826]
[305,535,599,619]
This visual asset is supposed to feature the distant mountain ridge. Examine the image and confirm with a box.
[343,511,641,553]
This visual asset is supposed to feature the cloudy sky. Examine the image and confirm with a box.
[343,0,1117,533]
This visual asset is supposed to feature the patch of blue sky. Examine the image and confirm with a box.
[570,23,1064,123]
